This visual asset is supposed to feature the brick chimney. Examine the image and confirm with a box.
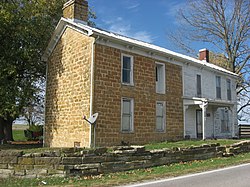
[63,0,88,24]
[199,49,209,62]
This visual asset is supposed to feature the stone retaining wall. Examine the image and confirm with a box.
[1,141,250,178]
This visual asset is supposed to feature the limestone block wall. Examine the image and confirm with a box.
[1,141,250,179]
[93,44,183,146]
[45,27,94,147]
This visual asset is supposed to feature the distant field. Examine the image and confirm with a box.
[13,125,28,141]
[13,124,28,130]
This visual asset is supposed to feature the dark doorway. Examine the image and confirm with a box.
[196,109,203,139]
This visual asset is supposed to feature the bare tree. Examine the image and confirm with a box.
[170,0,250,119]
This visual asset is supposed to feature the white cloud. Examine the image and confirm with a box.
[126,3,140,10]
[133,31,154,43]
[164,1,186,17]
[102,17,154,43]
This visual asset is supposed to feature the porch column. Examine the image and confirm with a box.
[199,101,208,140]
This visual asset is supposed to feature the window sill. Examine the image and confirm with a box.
[156,91,166,95]
[121,131,134,134]
[156,130,166,133]
[122,82,134,87]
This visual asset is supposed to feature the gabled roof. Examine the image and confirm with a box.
[43,18,238,77]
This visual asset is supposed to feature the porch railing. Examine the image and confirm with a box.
[239,124,250,138]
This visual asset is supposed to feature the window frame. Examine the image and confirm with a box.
[196,74,202,97]
[121,54,134,86]
[156,101,166,132]
[121,97,134,133]
[216,76,221,99]
[155,62,166,94]
[227,79,232,101]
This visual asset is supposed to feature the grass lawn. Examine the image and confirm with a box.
[1,152,250,187]
[144,139,243,150]
[13,130,27,141]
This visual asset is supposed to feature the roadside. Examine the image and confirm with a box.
[121,163,250,187]
[1,149,250,186]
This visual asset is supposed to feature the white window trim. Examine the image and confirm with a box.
[121,54,134,86]
[121,97,134,133]
[155,62,166,94]
[156,101,166,132]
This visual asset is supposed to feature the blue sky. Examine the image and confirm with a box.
[88,0,199,55]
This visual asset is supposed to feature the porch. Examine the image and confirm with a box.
[183,97,237,139]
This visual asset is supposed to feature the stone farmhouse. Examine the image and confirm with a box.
[43,0,238,148]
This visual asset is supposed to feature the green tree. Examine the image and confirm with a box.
[169,0,250,118]
[0,0,96,142]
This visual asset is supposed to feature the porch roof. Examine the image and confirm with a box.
[183,97,236,107]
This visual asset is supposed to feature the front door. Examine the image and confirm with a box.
[196,110,202,139]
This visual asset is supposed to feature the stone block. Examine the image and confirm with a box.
[0,169,14,177]
[54,165,66,170]
[18,157,35,165]
[73,163,100,170]
[82,156,105,163]
[62,157,82,165]
[35,157,61,165]
[42,151,61,157]
[0,150,23,157]
[0,164,8,169]
[47,169,64,175]
[0,156,18,164]
[34,165,53,170]
[14,169,26,176]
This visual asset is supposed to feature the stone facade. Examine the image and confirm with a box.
[63,0,88,22]
[1,141,250,178]
[45,27,94,147]
[45,27,183,147]
[93,44,183,146]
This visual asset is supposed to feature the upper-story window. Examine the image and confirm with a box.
[156,62,166,94]
[121,54,133,85]
[196,74,202,97]
[216,76,221,99]
[121,98,134,132]
[227,79,231,100]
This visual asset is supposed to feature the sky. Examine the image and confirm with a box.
[88,0,201,56]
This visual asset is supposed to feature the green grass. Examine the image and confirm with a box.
[144,139,243,150]
[13,130,27,141]
[1,152,250,187]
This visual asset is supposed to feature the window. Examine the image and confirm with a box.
[121,54,133,85]
[121,98,134,132]
[221,108,229,133]
[227,79,231,100]
[216,76,221,99]
[156,101,166,132]
[196,74,202,97]
[156,62,166,94]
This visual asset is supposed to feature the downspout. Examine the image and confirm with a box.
[89,35,99,148]
[89,38,95,148]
